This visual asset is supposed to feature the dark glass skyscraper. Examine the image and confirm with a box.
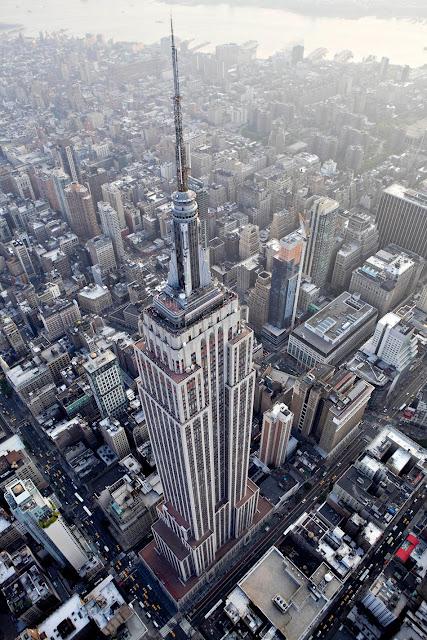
[268,230,305,331]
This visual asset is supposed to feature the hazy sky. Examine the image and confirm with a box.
[2,0,427,66]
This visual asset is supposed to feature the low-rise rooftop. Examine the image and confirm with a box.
[235,546,342,640]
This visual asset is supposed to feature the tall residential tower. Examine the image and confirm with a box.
[134,25,259,583]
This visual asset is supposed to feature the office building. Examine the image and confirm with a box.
[0,546,61,626]
[86,234,117,273]
[99,417,131,459]
[77,284,112,314]
[41,168,71,223]
[248,271,271,333]
[38,343,70,384]
[266,229,305,335]
[16,576,147,640]
[0,316,26,356]
[239,223,260,259]
[12,239,37,280]
[349,245,424,316]
[134,31,259,585]
[303,196,339,288]
[334,428,426,529]
[269,209,296,241]
[288,292,377,368]
[225,547,341,640]
[83,350,127,418]
[331,210,379,291]
[64,182,100,240]
[84,167,109,209]
[209,236,225,265]
[4,478,89,572]
[6,361,54,414]
[225,230,240,261]
[98,201,125,262]
[55,138,80,183]
[297,281,320,312]
[361,312,418,373]
[259,403,293,468]
[291,366,374,455]
[376,184,427,259]
[101,182,126,228]
[39,300,81,341]
[98,466,162,550]
[0,435,47,491]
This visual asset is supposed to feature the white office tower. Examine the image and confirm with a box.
[259,403,293,468]
[303,196,339,288]
[134,28,259,583]
[83,350,127,417]
[4,478,89,572]
[98,201,125,262]
[101,182,126,228]
[362,312,418,373]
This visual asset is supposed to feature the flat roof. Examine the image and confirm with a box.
[292,292,376,355]
[83,349,116,373]
[238,547,341,640]
[78,285,110,300]
[368,427,427,466]
[6,362,48,387]
[384,182,427,208]
[36,593,89,640]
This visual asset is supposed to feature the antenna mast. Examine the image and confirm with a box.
[171,19,188,192]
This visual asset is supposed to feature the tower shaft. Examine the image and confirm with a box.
[171,20,188,192]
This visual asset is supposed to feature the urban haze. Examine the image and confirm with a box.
[0,2,426,640]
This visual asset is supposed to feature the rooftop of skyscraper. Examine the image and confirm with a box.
[83,349,116,374]
[293,292,377,353]
[353,245,424,295]
[383,183,427,207]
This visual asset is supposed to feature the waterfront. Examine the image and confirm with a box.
[2,0,427,66]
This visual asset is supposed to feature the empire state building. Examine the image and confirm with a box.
[134,25,259,583]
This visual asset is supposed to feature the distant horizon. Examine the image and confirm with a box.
[2,0,427,66]
[163,0,427,21]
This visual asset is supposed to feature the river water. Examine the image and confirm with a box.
[2,0,427,66]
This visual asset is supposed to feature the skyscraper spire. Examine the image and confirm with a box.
[171,18,188,192]
[166,21,211,299]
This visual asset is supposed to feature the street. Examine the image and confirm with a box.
[189,431,369,626]
[310,487,426,639]
[1,369,425,640]
[0,408,182,639]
